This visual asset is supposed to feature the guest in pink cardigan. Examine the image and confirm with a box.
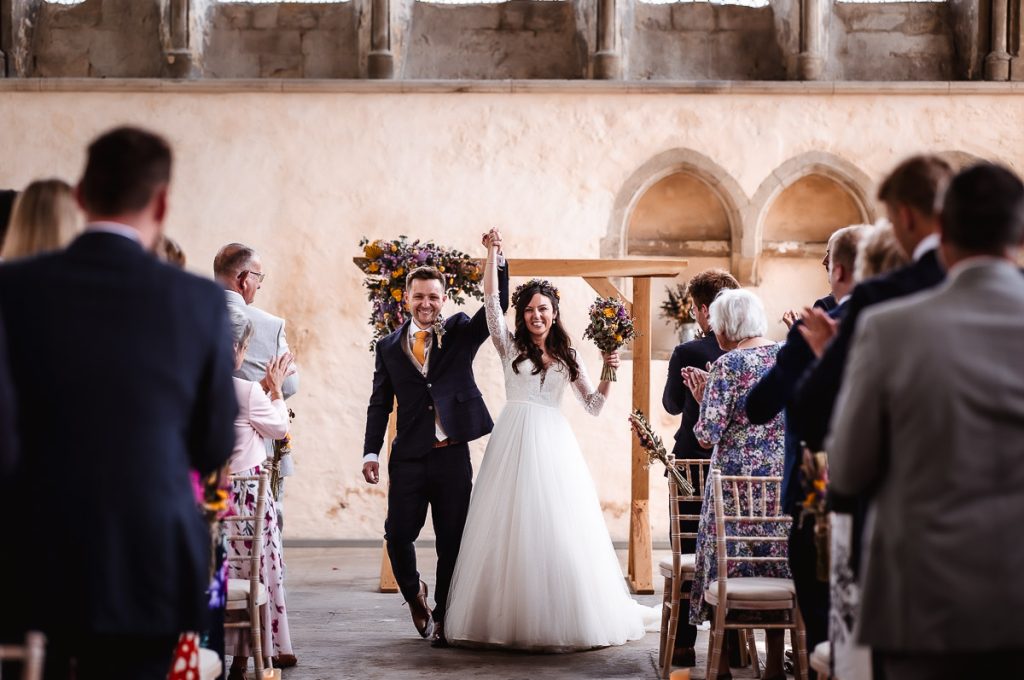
[225,306,295,678]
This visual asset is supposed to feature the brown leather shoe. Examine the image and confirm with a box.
[409,579,434,638]
[430,620,449,648]
[271,654,298,668]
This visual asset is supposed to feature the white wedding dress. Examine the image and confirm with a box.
[444,294,658,652]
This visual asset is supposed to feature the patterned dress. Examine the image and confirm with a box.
[688,344,791,625]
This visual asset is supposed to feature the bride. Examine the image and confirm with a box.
[444,231,657,651]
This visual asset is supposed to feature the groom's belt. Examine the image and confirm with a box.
[432,438,460,449]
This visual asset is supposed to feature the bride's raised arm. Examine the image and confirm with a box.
[483,230,514,360]
[570,351,617,416]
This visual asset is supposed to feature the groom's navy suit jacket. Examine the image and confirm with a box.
[364,265,509,461]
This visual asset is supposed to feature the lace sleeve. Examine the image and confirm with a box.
[485,294,515,360]
[571,356,606,416]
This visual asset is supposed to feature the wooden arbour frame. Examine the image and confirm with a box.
[354,257,690,594]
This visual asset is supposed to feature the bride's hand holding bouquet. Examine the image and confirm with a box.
[583,297,635,382]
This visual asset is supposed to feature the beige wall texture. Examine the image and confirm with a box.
[0,84,1016,543]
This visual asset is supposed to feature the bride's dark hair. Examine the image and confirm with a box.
[511,280,580,382]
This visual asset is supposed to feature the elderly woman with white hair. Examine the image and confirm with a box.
[224,306,295,678]
[682,289,790,680]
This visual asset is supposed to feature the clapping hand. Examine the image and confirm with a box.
[797,307,838,358]
[682,365,709,403]
[261,352,294,400]
[781,309,799,329]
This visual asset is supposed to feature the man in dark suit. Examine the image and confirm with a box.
[661,268,738,666]
[0,314,16,478]
[0,127,237,679]
[746,224,867,677]
[362,232,509,647]
[792,155,954,452]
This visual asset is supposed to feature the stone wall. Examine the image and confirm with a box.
[627,2,786,80]
[205,1,361,78]
[831,0,958,80]
[30,0,165,77]
[1,82,1013,540]
[403,1,585,79]
[0,0,1001,81]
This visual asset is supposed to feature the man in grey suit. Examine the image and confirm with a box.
[828,163,1024,680]
[215,244,299,520]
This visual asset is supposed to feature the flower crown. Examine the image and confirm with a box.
[512,279,561,308]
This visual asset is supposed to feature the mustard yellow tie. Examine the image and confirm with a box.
[413,330,429,367]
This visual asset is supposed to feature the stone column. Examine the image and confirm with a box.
[368,0,394,79]
[987,0,1011,80]
[1011,0,1024,80]
[797,0,825,80]
[592,0,619,80]
[163,0,192,78]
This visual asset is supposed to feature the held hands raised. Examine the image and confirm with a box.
[482,228,503,256]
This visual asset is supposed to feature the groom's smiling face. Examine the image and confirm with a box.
[407,278,447,329]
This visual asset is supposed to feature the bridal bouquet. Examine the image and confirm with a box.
[583,296,635,381]
[358,236,485,351]
[628,409,694,496]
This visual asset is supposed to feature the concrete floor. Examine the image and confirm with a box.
[275,546,776,680]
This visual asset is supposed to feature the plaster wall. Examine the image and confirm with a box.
[0,86,1016,542]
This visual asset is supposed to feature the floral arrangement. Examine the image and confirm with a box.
[660,282,695,332]
[628,409,694,496]
[583,296,635,382]
[511,279,561,308]
[800,448,830,581]
[357,236,485,351]
[271,409,295,499]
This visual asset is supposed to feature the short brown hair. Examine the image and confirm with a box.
[79,126,172,216]
[405,266,445,289]
[827,225,869,274]
[877,155,954,217]
[686,269,740,309]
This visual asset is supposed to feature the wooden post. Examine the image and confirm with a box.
[627,276,654,594]
[378,403,399,592]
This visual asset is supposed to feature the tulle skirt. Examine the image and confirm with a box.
[445,400,658,652]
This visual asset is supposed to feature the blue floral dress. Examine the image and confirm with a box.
[688,344,791,625]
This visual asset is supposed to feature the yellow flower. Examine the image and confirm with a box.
[615,334,623,343]
[390,244,398,252]
[393,267,404,278]
[439,266,446,272]
[804,492,816,506]
[813,479,827,491]
[603,308,615,318]
[363,243,383,259]
[368,262,380,273]
[391,288,403,301]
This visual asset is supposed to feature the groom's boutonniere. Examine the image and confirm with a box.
[432,316,447,348]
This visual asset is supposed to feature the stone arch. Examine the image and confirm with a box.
[602,148,747,261]
[748,151,876,259]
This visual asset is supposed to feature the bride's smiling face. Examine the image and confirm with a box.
[523,293,556,339]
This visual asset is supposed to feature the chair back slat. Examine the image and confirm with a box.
[0,631,45,680]
[227,469,270,622]
[711,470,792,605]
[666,458,713,578]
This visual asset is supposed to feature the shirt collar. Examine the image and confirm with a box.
[408,319,432,341]
[912,233,941,262]
[224,289,246,306]
[85,222,142,244]
[837,294,852,306]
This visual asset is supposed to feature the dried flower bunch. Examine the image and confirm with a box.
[358,236,484,351]
[628,409,694,496]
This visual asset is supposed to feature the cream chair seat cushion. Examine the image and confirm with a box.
[810,640,831,674]
[199,648,222,680]
[658,554,697,577]
[705,576,796,607]
[226,578,269,607]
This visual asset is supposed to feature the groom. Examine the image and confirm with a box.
[362,231,509,647]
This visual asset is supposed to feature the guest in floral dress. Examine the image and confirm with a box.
[225,306,295,679]
[682,289,789,680]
